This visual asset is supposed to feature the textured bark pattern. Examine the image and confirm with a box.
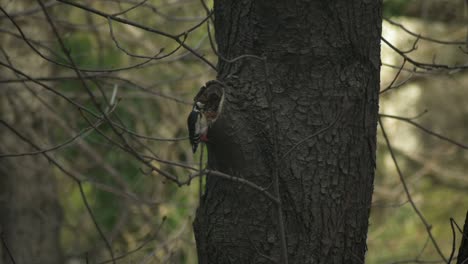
[194,1,382,263]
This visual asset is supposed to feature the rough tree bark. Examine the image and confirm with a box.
[194,1,382,263]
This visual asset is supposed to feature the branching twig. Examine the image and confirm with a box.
[97,217,167,264]
[0,98,118,157]
[448,218,458,263]
[107,16,186,60]
[110,0,148,17]
[199,143,204,202]
[1,119,116,263]
[262,57,289,264]
[57,0,217,70]
[380,59,407,94]
[37,1,117,261]
[184,169,279,203]
[379,117,448,263]
[384,18,465,45]
[380,113,468,150]
[1,232,16,264]
[382,37,468,72]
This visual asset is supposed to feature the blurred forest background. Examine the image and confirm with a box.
[0,0,467,263]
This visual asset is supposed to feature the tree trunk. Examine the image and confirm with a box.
[0,106,63,264]
[194,1,382,263]
[457,211,468,264]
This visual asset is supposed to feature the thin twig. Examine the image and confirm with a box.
[379,117,448,263]
[184,169,279,203]
[1,119,120,264]
[448,218,457,263]
[380,113,468,150]
[111,0,148,17]
[1,232,16,264]
[0,99,118,157]
[380,58,407,94]
[263,57,288,264]
[199,143,204,202]
[37,1,117,262]
[382,37,468,71]
[281,113,341,160]
[97,216,167,264]
[384,18,465,45]
[0,74,193,105]
[0,6,200,73]
[107,16,186,60]
[77,108,180,183]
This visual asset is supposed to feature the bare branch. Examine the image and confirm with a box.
[1,232,16,264]
[0,118,103,157]
[263,57,288,264]
[380,113,468,150]
[382,37,468,72]
[384,18,465,45]
[57,0,217,70]
[1,119,116,263]
[381,59,407,94]
[110,0,148,17]
[97,217,167,264]
[379,117,448,263]
[203,170,279,204]
[37,1,116,261]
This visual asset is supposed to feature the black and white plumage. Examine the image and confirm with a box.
[194,80,225,123]
[187,81,225,153]
[187,104,205,153]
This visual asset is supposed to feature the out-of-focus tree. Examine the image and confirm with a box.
[1,0,212,262]
[369,0,468,263]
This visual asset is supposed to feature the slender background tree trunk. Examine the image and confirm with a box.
[457,211,468,264]
[1,8,63,260]
[0,94,63,264]
[0,157,63,264]
[194,1,382,263]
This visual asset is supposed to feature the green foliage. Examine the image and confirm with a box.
[383,0,410,17]
[45,2,212,261]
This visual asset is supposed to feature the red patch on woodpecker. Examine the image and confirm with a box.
[200,133,209,142]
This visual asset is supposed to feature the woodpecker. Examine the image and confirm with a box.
[187,102,206,153]
[187,81,225,153]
